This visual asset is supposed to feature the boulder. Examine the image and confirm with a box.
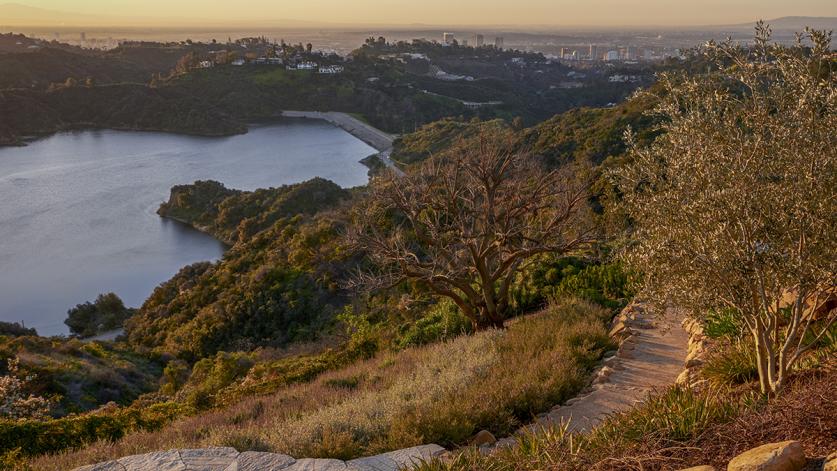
[609,321,630,338]
[471,430,496,447]
[823,451,837,471]
[727,441,806,471]
[223,451,295,471]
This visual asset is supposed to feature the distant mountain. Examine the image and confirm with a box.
[0,2,329,28]
[0,3,106,26]
[728,16,837,31]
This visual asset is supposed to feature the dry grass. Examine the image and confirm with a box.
[32,298,611,470]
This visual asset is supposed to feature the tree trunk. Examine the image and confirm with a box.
[474,307,506,330]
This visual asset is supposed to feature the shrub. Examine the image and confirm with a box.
[703,308,744,340]
[178,352,255,410]
[553,262,634,310]
[65,293,135,338]
[0,401,186,457]
[510,258,634,314]
[395,300,472,349]
[702,341,760,387]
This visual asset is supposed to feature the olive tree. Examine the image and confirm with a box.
[613,24,836,395]
[350,129,593,329]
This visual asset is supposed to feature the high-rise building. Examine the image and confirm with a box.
[626,46,637,60]
[589,44,598,60]
[474,34,484,47]
[462,39,469,47]
[80,32,86,42]
[560,47,568,59]
[443,33,455,45]
[606,50,619,61]
[495,37,504,49]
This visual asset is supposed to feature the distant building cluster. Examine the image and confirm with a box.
[225,56,345,74]
[552,43,685,62]
[440,32,504,50]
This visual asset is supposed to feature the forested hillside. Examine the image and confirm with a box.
[0,34,654,146]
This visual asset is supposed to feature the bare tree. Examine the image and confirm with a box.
[349,129,593,329]
[613,24,836,396]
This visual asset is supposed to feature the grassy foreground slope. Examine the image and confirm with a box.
[33,299,613,470]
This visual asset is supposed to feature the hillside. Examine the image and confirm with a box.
[0,48,148,89]
[0,83,245,146]
[0,33,657,146]
[728,16,837,30]
[391,93,658,168]
[127,179,358,360]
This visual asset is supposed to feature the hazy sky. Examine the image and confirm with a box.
[9,0,837,27]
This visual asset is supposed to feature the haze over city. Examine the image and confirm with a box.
[3,0,837,27]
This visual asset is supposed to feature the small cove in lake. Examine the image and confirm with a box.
[0,120,374,336]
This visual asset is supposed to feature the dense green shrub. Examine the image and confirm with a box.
[178,352,255,410]
[0,402,186,457]
[0,322,37,338]
[395,300,473,349]
[703,308,745,340]
[553,263,634,309]
[702,341,760,387]
[65,293,135,338]
[510,257,634,313]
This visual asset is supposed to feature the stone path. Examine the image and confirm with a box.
[73,445,446,471]
[500,303,689,444]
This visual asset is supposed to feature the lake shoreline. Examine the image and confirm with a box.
[0,122,373,336]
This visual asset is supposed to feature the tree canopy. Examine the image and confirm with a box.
[614,24,836,395]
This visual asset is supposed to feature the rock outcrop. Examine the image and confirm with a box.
[676,316,714,389]
[823,451,837,471]
[726,440,806,471]
[73,444,446,471]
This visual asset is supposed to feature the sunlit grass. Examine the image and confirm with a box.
[33,298,611,470]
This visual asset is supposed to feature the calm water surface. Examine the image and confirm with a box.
[0,120,373,335]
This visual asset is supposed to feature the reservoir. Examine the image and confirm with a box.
[0,120,374,336]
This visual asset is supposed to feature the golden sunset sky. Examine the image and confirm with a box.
[5,0,837,27]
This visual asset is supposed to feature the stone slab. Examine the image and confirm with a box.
[180,447,239,471]
[223,451,296,471]
[118,450,186,471]
[347,444,446,471]
[283,458,348,471]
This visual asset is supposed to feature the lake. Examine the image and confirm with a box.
[0,120,374,336]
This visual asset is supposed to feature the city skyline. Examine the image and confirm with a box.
[2,0,836,28]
